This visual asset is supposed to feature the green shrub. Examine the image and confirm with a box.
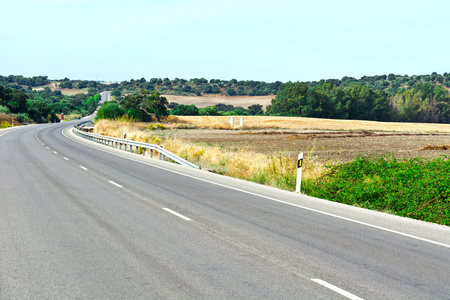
[0,105,10,114]
[95,101,125,120]
[304,154,450,225]
[16,113,28,122]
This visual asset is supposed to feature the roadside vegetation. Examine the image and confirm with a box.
[303,155,449,226]
[93,117,449,226]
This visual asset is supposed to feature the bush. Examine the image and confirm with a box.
[170,104,199,116]
[95,101,126,120]
[0,105,10,114]
[16,113,28,122]
[304,155,450,225]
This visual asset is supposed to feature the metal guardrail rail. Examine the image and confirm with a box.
[73,121,201,169]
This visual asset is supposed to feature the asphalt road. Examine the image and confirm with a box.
[1,117,449,299]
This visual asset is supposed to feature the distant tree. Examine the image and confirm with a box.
[59,81,73,89]
[202,85,213,93]
[216,103,235,112]
[170,104,199,116]
[167,102,179,109]
[225,107,249,116]
[212,85,221,94]
[111,88,122,97]
[236,87,247,95]
[199,106,220,116]
[182,85,192,93]
[139,90,168,122]
[226,88,236,96]
[77,81,88,89]
[87,87,97,96]
[248,104,264,115]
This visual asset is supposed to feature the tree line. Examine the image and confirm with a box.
[111,77,281,98]
[2,73,450,124]
[266,81,450,123]
[0,85,101,123]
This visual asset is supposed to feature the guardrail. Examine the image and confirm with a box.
[73,121,200,169]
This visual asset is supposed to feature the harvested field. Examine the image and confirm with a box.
[160,116,450,163]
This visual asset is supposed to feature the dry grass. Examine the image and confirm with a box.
[94,115,450,191]
[93,118,326,191]
[172,115,450,132]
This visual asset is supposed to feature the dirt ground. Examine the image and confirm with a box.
[160,129,450,162]
[158,116,450,163]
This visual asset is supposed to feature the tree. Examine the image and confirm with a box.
[95,101,125,120]
[203,85,213,93]
[248,104,264,115]
[199,106,220,116]
[27,100,51,121]
[170,104,199,116]
[212,85,221,94]
[77,81,89,89]
[111,88,121,97]
[138,89,168,122]
[226,88,236,96]
[59,81,73,89]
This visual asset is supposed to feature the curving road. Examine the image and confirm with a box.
[1,108,449,298]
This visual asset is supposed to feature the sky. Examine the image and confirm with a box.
[1,0,449,83]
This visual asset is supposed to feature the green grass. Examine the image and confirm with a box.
[303,154,450,226]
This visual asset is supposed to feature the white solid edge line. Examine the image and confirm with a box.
[0,127,23,138]
[312,279,364,300]
[79,166,88,171]
[163,208,192,221]
[108,180,123,188]
[62,127,450,249]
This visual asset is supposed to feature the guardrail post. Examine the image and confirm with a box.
[130,145,133,153]
[150,149,153,158]
[143,148,146,156]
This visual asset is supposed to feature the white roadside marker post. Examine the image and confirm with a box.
[296,152,303,193]
[240,117,244,127]
[230,117,234,126]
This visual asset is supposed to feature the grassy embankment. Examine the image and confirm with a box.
[94,117,449,226]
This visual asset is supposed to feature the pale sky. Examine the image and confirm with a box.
[1,0,449,83]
